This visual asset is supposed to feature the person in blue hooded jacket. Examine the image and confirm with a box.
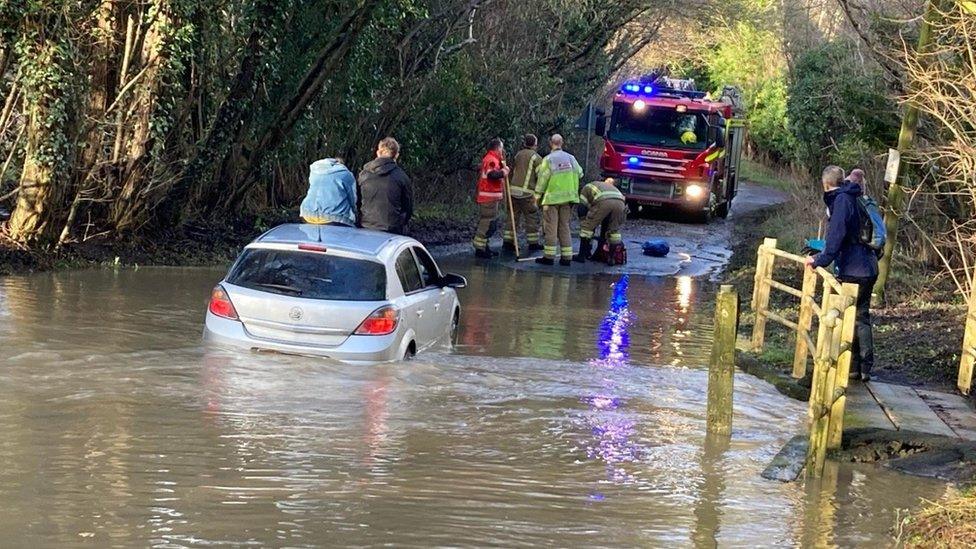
[300,157,357,226]
[805,165,878,381]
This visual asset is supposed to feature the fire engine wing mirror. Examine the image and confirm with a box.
[714,126,726,148]
[594,109,607,136]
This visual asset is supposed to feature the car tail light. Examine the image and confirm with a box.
[209,285,239,320]
[354,306,399,336]
[298,243,328,253]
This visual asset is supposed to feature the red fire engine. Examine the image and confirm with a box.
[595,75,746,222]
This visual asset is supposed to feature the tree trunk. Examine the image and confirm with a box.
[8,17,77,242]
[112,2,168,231]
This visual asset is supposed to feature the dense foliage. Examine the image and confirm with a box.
[0,0,666,244]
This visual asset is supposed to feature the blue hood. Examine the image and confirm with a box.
[300,159,358,226]
[824,181,863,213]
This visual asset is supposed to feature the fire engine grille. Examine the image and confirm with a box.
[630,180,674,199]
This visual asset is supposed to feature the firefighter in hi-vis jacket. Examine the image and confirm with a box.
[472,138,509,258]
[574,177,626,263]
[534,134,583,266]
[503,134,544,253]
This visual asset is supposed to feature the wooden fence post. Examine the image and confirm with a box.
[793,267,818,379]
[958,279,976,395]
[827,283,859,449]
[806,287,836,478]
[707,285,739,437]
[751,238,777,352]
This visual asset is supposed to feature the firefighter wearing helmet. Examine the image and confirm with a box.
[574,178,626,263]
[677,114,698,145]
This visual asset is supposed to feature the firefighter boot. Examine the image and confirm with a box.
[475,248,494,259]
[535,256,555,266]
[528,242,544,252]
[559,258,572,267]
[502,240,517,253]
[573,238,592,263]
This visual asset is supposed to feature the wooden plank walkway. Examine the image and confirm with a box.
[846,381,975,440]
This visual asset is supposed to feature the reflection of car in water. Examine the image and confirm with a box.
[204,224,467,364]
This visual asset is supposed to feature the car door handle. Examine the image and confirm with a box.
[416,310,424,317]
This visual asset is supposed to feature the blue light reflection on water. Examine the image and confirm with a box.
[583,275,642,487]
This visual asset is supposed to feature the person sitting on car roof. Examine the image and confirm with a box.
[301,156,357,227]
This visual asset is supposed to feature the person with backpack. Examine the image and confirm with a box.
[805,165,882,381]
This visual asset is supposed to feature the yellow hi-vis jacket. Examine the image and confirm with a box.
[535,149,583,206]
[579,180,624,207]
[509,148,542,198]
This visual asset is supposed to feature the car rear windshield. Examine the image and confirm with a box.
[226,248,386,301]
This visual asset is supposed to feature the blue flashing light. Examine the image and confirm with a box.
[644,85,653,94]
[627,156,639,165]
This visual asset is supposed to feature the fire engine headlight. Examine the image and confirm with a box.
[686,184,706,199]
[633,99,646,112]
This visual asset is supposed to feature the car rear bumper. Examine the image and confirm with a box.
[203,312,403,364]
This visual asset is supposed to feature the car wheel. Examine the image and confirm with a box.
[403,342,416,361]
[450,309,460,346]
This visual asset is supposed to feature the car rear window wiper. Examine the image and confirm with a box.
[252,282,304,296]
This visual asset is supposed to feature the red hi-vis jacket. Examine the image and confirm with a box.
[476,149,505,204]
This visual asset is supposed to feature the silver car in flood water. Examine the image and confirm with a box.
[203,224,466,364]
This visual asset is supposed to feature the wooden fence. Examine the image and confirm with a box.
[750,238,859,477]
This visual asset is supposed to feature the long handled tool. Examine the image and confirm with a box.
[504,173,520,258]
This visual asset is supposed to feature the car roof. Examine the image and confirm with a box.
[253,224,415,256]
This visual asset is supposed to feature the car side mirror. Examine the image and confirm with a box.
[715,127,726,148]
[440,273,467,289]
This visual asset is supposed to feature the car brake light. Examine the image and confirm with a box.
[354,306,399,336]
[209,285,239,320]
[298,243,328,253]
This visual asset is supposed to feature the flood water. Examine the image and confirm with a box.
[0,261,950,547]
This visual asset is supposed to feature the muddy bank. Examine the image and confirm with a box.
[838,428,976,484]
[0,207,474,276]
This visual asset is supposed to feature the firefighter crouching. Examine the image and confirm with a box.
[534,134,583,266]
[503,134,544,253]
[575,177,626,262]
[472,138,510,258]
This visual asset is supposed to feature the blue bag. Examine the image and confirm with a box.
[857,196,887,256]
[642,239,670,257]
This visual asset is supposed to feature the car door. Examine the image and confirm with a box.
[393,248,436,350]
[411,246,452,343]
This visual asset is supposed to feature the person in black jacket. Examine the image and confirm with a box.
[358,137,414,235]
[805,165,879,381]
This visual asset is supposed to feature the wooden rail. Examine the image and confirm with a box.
[750,238,859,477]
[958,281,976,394]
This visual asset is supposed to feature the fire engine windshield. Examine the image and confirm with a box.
[607,105,709,150]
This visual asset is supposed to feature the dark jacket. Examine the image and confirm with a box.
[358,157,414,234]
[812,181,879,279]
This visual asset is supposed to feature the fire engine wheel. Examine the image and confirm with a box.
[715,201,730,219]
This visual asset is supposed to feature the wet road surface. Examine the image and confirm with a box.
[0,262,951,547]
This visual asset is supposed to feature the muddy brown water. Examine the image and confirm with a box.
[0,263,951,547]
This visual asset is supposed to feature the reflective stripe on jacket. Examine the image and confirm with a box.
[579,180,624,207]
[509,149,541,198]
[476,150,505,204]
[535,150,582,206]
